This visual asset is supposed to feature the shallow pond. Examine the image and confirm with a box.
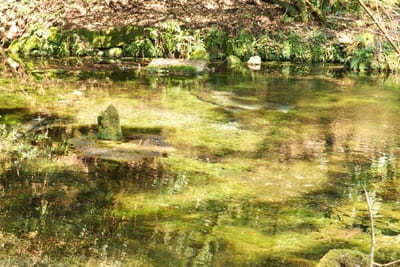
[0,59,400,266]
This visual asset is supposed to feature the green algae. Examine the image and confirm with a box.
[0,62,400,266]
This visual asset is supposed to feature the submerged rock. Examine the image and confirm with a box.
[189,49,210,61]
[147,58,207,75]
[317,249,369,267]
[97,104,123,140]
[70,136,173,182]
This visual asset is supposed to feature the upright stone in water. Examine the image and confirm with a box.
[97,105,123,140]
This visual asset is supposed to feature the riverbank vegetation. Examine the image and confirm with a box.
[1,1,400,266]
[1,0,400,72]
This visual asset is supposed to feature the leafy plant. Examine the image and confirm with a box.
[348,47,375,71]
[226,30,256,61]
[288,32,311,62]
[205,28,229,60]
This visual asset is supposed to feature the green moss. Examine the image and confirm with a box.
[317,249,369,267]
[22,36,41,56]
[97,104,123,140]
[7,38,25,55]
[226,55,242,68]
[47,27,64,45]
[357,32,375,49]
[189,49,210,61]
[104,47,123,58]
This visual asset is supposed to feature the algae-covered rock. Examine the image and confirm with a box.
[147,58,207,75]
[317,249,369,267]
[97,104,123,140]
[104,47,123,58]
[189,49,210,61]
[226,55,242,68]
[69,135,172,181]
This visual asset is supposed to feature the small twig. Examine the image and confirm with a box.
[364,185,400,267]
[363,185,375,267]
[326,15,358,21]
[374,258,400,266]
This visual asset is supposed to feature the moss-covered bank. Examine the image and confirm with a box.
[6,22,400,73]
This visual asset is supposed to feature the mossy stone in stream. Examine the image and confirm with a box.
[97,104,123,140]
[189,49,210,61]
[226,55,242,68]
[317,249,369,267]
[104,47,123,58]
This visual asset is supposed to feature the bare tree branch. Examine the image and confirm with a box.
[357,0,400,55]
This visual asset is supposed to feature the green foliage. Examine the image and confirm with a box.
[287,32,312,62]
[281,40,291,60]
[158,21,205,59]
[379,52,400,72]
[348,47,375,72]
[322,0,363,15]
[205,28,229,60]
[255,34,270,61]
[161,21,182,57]
[226,30,256,61]
[4,23,398,73]
[256,33,282,61]
[125,21,207,59]
[189,49,210,60]
[125,27,163,58]
[310,31,328,63]
[357,32,375,49]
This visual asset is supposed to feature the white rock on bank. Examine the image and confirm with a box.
[247,56,261,65]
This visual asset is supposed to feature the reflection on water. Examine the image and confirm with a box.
[0,60,400,266]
